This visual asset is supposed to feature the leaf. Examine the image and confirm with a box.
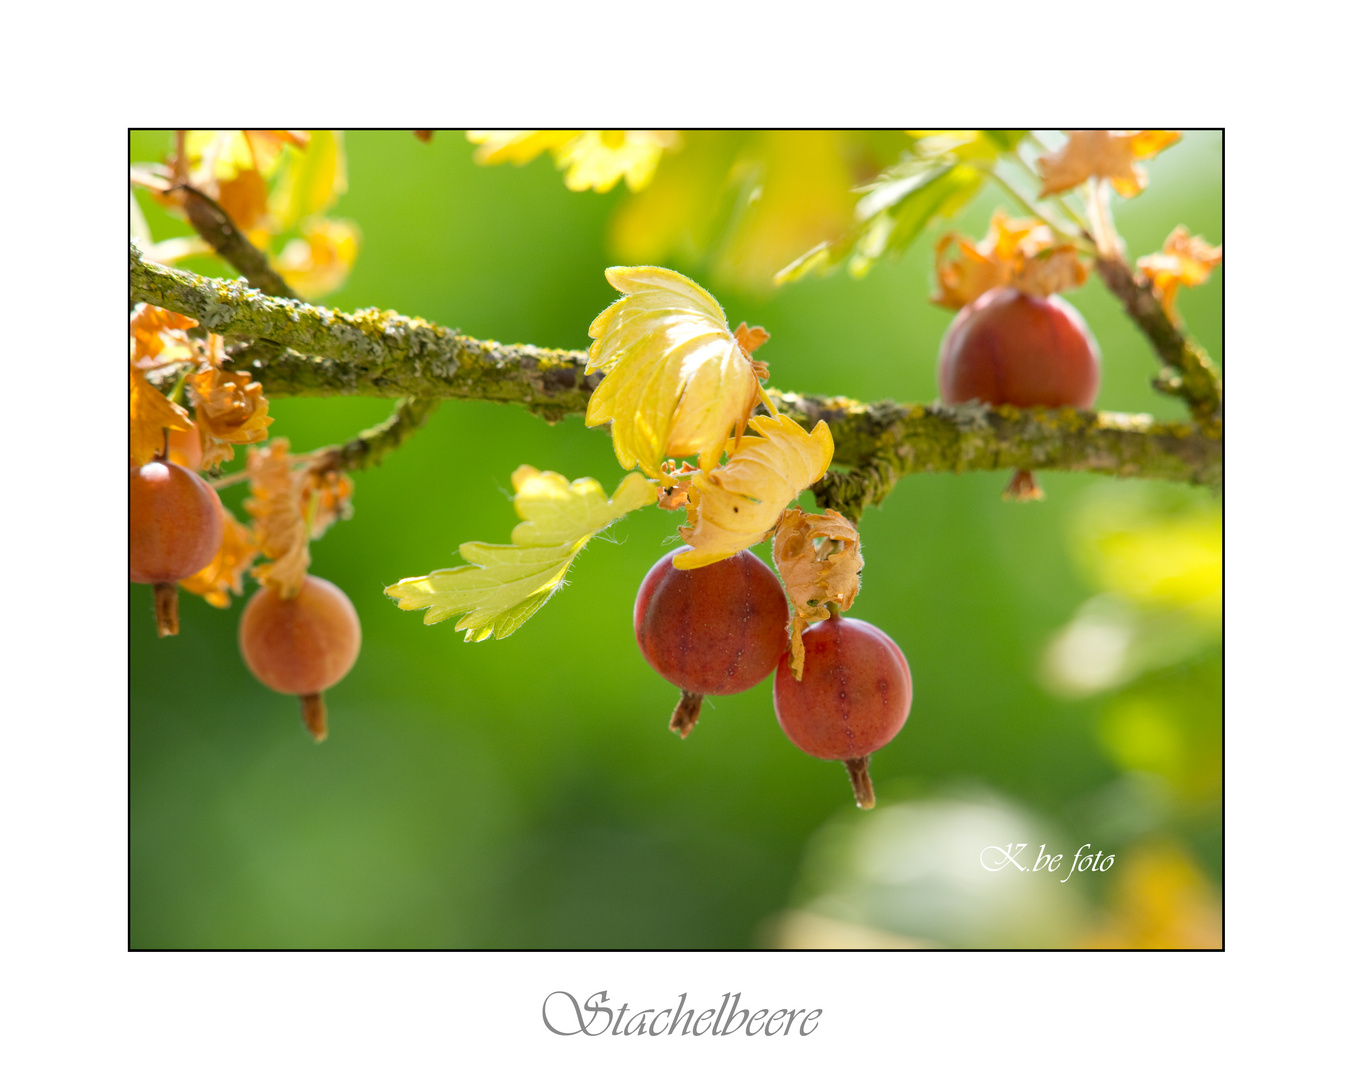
[586,266,766,478]
[276,218,361,298]
[933,210,1086,307]
[243,438,310,598]
[467,130,579,166]
[188,363,273,469]
[774,132,1010,284]
[129,303,197,366]
[467,130,676,194]
[675,414,834,570]
[214,167,271,233]
[1009,245,1089,298]
[385,468,657,641]
[1037,130,1180,198]
[554,130,676,193]
[179,507,258,609]
[268,130,347,232]
[1137,227,1223,321]
[129,364,193,466]
[772,508,863,678]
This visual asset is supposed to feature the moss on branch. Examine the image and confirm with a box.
[132,245,596,421]
[131,244,1222,495]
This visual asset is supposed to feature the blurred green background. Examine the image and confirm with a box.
[130,131,1222,948]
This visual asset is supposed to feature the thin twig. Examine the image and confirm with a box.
[174,183,299,299]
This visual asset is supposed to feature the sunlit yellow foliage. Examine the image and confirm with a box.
[467,130,677,193]
[586,266,768,478]
[268,130,348,232]
[385,468,657,641]
[131,131,353,292]
[676,415,834,570]
[277,219,361,298]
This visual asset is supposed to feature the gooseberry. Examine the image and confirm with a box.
[130,460,225,636]
[772,615,912,808]
[634,547,789,737]
[938,287,1100,499]
[238,575,362,741]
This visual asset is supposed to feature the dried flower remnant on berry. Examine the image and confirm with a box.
[773,508,863,678]
[189,364,274,468]
[244,438,311,598]
[933,211,1086,309]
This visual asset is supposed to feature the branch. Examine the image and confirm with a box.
[1095,253,1223,422]
[131,244,1222,493]
[785,394,1221,520]
[312,396,441,474]
[132,244,597,422]
[177,184,300,300]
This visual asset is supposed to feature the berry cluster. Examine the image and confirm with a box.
[129,449,360,741]
[633,547,912,809]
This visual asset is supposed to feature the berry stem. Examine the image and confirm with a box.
[300,692,328,742]
[669,690,704,739]
[1003,469,1045,502]
[844,756,875,810]
[153,582,180,637]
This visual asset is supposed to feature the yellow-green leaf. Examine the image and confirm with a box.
[675,414,834,570]
[385,467,657,641]
[269,130,347,232]
[586,266,765,478]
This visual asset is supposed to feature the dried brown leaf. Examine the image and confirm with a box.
[130,304,197,366]
[188,363,273,469]
[300,466,355,540]
[244,438,310,598]
[933,211,1085,306]
[1137,227,1223,321]
[130,364,193,466]
[1037,130,1180,198]
[179,507,259,608]
[772,508,863,678]
[1008,244,1090,298]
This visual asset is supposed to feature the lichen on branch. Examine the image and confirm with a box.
[130,244,1222,496]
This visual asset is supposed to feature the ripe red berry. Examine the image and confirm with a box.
[773,615,912,808]
[939,287,1100,410]
[938,287,1100,499]
[130,460,225,636]
[634,546,789,737]
[238,575,362,741]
